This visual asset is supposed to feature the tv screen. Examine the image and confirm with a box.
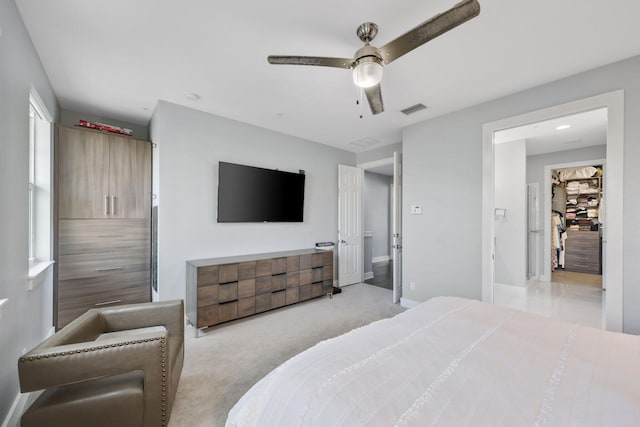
[217,162,305,223]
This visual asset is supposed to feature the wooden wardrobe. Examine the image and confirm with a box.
[54,124,152,329]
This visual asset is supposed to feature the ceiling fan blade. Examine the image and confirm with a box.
[377,0,480,64]
[364,84,384,115]
[267,56,352,69]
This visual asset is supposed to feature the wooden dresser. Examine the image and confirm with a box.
[186,249,334,332]
[54,124,152,328]
[564,230,601,275]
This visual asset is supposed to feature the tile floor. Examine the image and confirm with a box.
[494,270,605,329]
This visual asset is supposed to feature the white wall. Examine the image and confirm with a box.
[494,140,527,287]
[402,54,640,334]
[526,145,607,277]
[0,0,60,422]
[149,101,355,302]
[364,172,392,261]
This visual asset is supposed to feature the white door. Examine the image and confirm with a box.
[392,152,403,303]
[338,165,363,286]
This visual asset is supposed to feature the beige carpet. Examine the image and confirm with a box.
[168,283,405,426]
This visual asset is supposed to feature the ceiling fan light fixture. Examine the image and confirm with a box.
[352,58,383,88]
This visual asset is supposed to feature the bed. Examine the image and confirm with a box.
[226,296,640,426]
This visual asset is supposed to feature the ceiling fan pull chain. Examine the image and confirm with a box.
[359,88,364,119]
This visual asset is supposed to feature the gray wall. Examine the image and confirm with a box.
[0,0,60,422]
[149,101,355,302]
[526,145,607,276]
[494,140,527,287]
[402,54,640,334]
[364,172,392,261]
[60,109,149,140]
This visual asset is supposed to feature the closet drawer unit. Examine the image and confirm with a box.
[323,280,333,294]
[311,283,323,298]
[323,266,333,280]
[58,273,150,328]
[58,251,150,280]
[300,254,312,270]
[58,219,150,255]
[565,231,600,274]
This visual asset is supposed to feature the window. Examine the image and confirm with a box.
[27,86,54,286]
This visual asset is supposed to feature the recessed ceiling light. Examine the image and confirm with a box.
[185,93,201,101]
[556,124,571,130]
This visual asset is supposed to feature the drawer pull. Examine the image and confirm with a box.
[97,235,123,238]
[94,299,122,307]
[95,267,124,272]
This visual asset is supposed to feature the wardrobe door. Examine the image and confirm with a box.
[109,137,152,219]
[57,126,110,219]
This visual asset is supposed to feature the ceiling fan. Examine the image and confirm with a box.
[267,0,480,115]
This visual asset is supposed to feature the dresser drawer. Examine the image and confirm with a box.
[58,219,149,255]
[58,251,150,280]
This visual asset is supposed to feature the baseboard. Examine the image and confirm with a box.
[364,272,374,280]
[372,255,390,263]
[400,297,421,309]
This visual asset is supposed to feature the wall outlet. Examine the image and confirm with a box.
[409,281,416,290]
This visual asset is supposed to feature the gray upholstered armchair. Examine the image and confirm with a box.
[18,299,184,427]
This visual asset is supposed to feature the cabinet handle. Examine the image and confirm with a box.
[111,196,117,215]
[94,299,122,307]
[95,267,124,272]
[105,195,110,215]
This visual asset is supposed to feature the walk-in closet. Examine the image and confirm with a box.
[551,165,603,278]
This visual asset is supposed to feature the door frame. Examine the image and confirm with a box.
[482,90,624,332]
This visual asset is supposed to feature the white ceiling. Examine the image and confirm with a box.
[15,1,640,153]
[495,108,608,156]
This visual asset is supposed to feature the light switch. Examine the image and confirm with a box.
[411,205,422,215]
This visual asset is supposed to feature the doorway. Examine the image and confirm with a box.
[356,153,402,303]
[482,91,624,332]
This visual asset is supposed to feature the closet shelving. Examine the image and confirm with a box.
[564,175,601,231]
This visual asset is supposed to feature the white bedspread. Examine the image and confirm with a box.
[226,297,640,426]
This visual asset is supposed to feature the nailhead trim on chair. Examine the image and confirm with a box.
[20,336,170,426]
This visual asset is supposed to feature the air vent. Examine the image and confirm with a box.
[401,103,428,115]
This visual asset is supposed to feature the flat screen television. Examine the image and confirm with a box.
[217,161,305,223]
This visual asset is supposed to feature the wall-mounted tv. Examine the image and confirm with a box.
[217,161,305,223]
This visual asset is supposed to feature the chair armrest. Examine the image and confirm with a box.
[18,328,167,392]
[100,299,184,341]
